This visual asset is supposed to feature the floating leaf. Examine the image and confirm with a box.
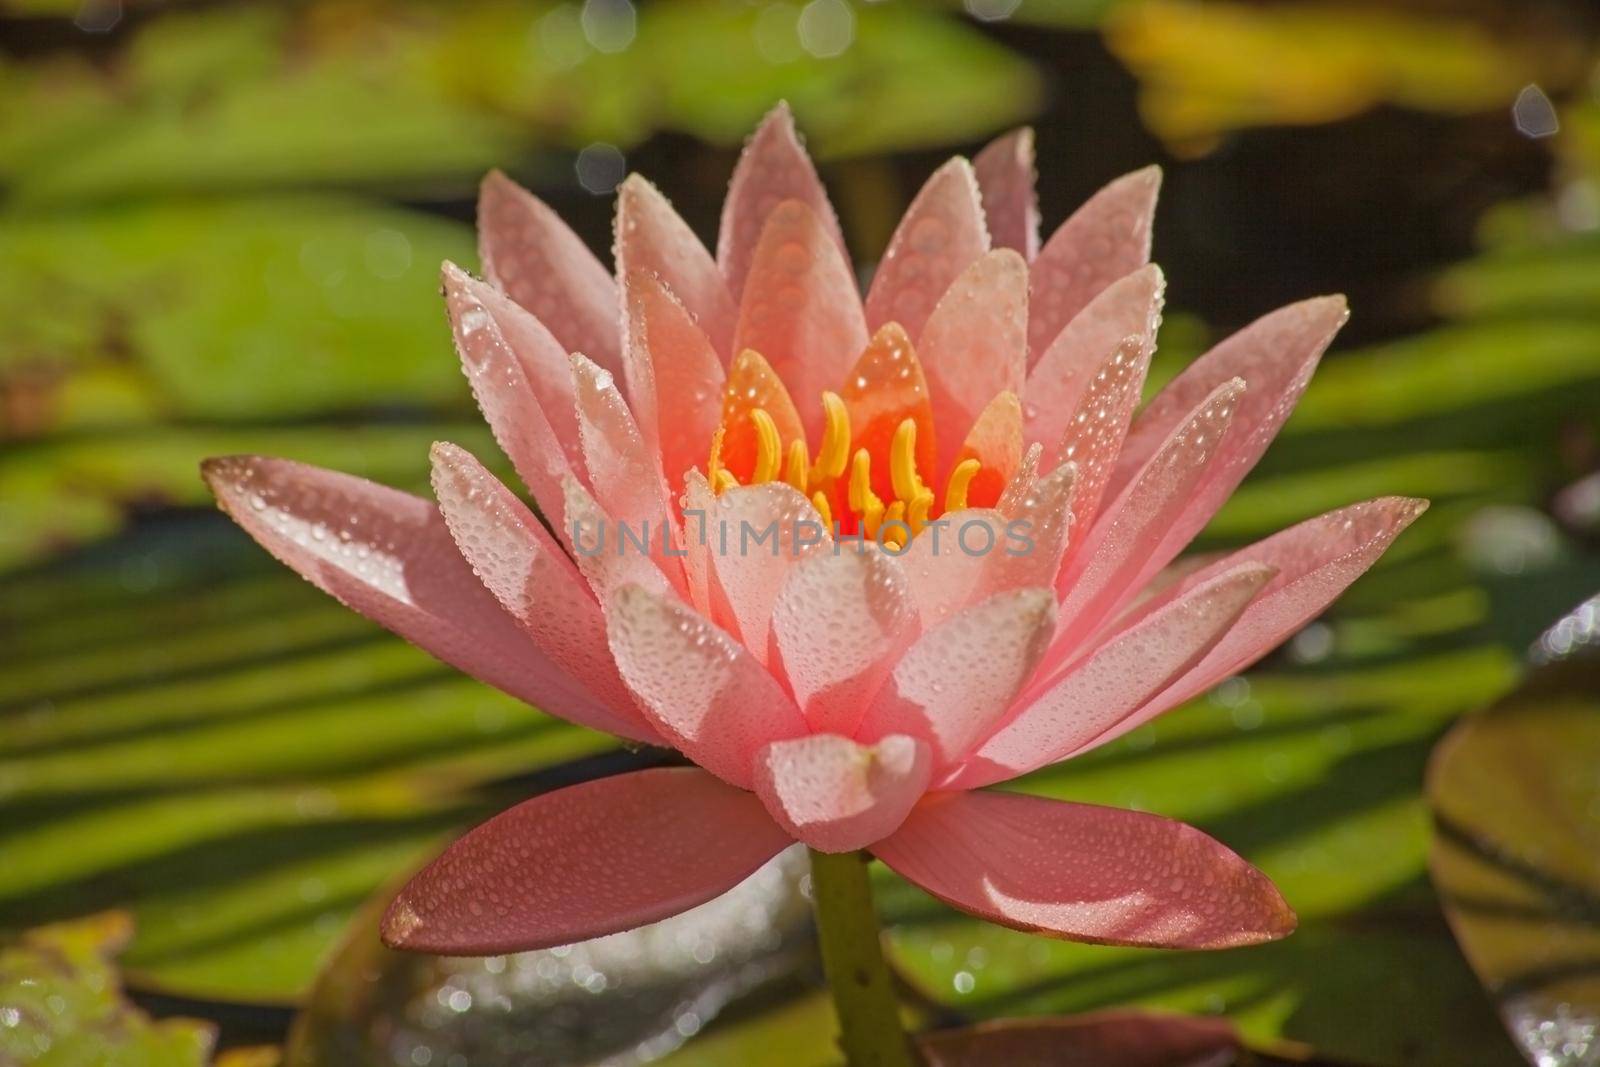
[1428,598,1600,1067]
[1104,0,1563,153]
[284,848,816,1066]
[0,912,216,1065]
[0,517,619,1002]
[916,1010,1249,1067]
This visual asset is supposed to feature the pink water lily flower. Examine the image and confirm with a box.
[204,104,1424,956]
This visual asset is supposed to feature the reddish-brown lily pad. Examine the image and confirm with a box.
[1428,604,1600,1067]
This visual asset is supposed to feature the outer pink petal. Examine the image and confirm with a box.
[1056,336,1153,540]
[1087,497,1429,751]
[679,471,717,616]
[718,101,848,302]
[954,563,1275,789]
[620,269,725,494]
[773,549,918,735]
[203,456,613,731]
[1053,379,1245,647]
[973,127,1040,261]
[697,482,830,664]
[478,171,622,380]
[734,200,868,439]
[1023,264,1164,467]
[1028,166,1161,361]
[571,354,671,520]
[382,768,790,953]
[857,589,1056,767]
[429,443,657,743]
[873,791,1295,949]
[1110,296,1348,500]
[563,475,675,603]
[444,263,585,537]
[897,508,1008,628]
[753,734,931,853]
[615,175,737,358]
[865,158,990,341]
[918,249,1029,477]
[984,462,1077,598]
[606,584,807,789]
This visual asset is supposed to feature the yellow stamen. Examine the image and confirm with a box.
[713,469,739,494]
[707,427,728,495]
[849,448,885,538]
[811,490,833,529]
[881,500,908,549]
[944,458,981,512]
[785,439,810,493]
[749,408,782,484]
[890,418,927,503]
[812,391,851,481]
[907,489,934,533]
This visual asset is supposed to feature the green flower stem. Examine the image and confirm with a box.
[807,848,918,1067]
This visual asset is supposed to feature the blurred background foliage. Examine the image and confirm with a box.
[3,0,1600,1064]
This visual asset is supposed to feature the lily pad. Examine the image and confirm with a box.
[0,516,619,1003]
[283,848,817,1067]
[0,911,216,1066]
[1428,597,1600,1067]
[1103,0,1565,153]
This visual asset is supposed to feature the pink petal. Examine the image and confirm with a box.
[478,171,622,380]
[955,562,1275,789]
[865,158,990,341]
[753,734,931,853]
[570,354,686,596]
[773,549,918,735]
[679,471,717,616]
[382,768,790,953]
[857,588,1056,767]
[734,200,868,440]
[1110,296,1348,501]
[718,101,848,302]
[1056,336,1153,540]
[1053,379,1245,647]
[873,791,1295,949]
[1028,166,1161,361]
[1089,497,1429,750]
[606,584,807,789]
[984,461,1077,598]
[918,249,1029,477]
[973,127,1040,261]
[444,263,585,536]
[429,443,657,743]
[203,456,615,732]
[563,475,676,603]
[615,175,737,358]
[1023,264,1164,466]
[897,508,1007,628]
[620,269,726,494]
[696,482,830,664]
[994,442,1042,515]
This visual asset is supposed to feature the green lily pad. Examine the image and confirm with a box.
[0,911,216,1066]
[0,516,617,1003]
[1427,606,1600,1067]
[1103,0,1561,153]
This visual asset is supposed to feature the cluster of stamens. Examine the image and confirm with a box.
[703,335,990,549]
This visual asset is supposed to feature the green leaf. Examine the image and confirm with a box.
[0,195,484,568]
[1427,623,1600,1067]
[0,517,617,1002]
[0,912,216,1065]
[1103,0,1554,153]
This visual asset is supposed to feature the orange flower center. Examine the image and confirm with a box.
[701,322,1019,546]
